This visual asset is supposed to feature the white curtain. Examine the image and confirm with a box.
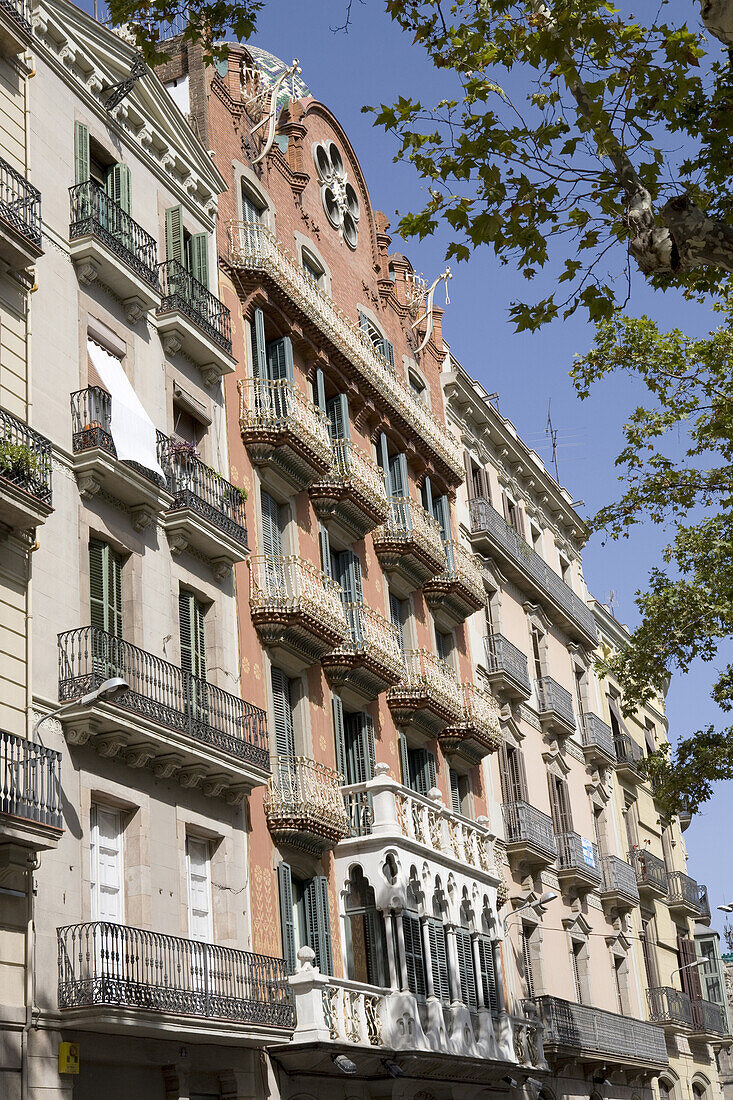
[87,339,164,479]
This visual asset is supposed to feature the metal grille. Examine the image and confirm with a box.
[0,155,41,245]
[581,712,616,759]
[629,848,668,894]
[522,927,535,998]
[70,388,168,489]
[164,439,247,547]
[600,854,640,904]
[502,801,557,859]
[536,676,576,728]
[0,407,53,505]
[69,180,160,289]
[158,260,232,354]
[556,832,601,885]
[538,994,668,1064]
[57,626,269,771]
[667,871,702,912]
[483,632,531,693]
[614,731,645,769]
[1,730,62,830]
[57,921,295,1028]
[647,985,694,1027]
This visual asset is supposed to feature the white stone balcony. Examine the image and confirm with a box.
[309,438,389,543]
[228,222,462,482]
[387,648,463,736]
[440,682,503,765]
[248,554,348,674]
[264,754,350,853]
[239,377,333,496]
[373,498,446,597]
[322,601,403,706]
[424,539,486,630]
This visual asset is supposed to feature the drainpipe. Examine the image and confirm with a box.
[21,852,40,1100]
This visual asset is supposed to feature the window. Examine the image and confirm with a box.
[399,734,437,795]
[260,488,285,558]
[359,310,394,369]
[277,863,333,975]
[271,667,296,757]
[74,122,130,213]
[623,796,639,851]
[531,627,544,682]
[90,803,124,923]
[186,836,213,943]
[302,250,324,286]
[427,917,451,1003]
[677,933,703,999]
[325,392,350,441]
[571,940,585,1004]
[478,937,499,1014]
[389,591,407,654]
[658,1082,672,1100]
[559,554,572,587]
[530,524,543,555]
[331,547,363,606]
[644,718,657,756]
[522,925,536,997]
[165,206,209,288]
[408,370,427,403]
[592,805,608,859]
[89,540,123,673]
[449,768,472,817]
[641,916,659,988]
[548,773,573,834]
[456,926,478,1010]
[172,403,201,448]
[241,185,264,225]
[180,591,207,721]
[484,589,499,634]
[699,939,723,1003]
[344,867,388,986]
[612,952,628,1014]
[436,628,453,663]
[333,695,376,785]
[503,493,523,536]
[499,742,527,803]
[574,667,586,718]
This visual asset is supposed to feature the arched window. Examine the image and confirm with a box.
[408,369,428,404]
[343,867,389,987]
[692,1083,708,1100]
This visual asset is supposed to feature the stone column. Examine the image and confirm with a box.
[382,910,400,991]
[421,917,435,998]
[493,938,507,1014]
[445,924,461,1004]
[471,932,486,1009]
[394,910,409,990]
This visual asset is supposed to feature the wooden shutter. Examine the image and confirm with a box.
[89,539,122,637]
[456,928,478,1010]
[326,393,350,440]
[266,336,295,383]
[165,205,185,265]
[358,310,370,334]
[364,908,388,987]
[478,937,499,1013]
[499,743,527,802]
[242,190,262,223]
[345,712,376,785]
[464,451,475,501]
[388,452,408,498]
[427,918,451,1003]
[277,863,297,974]
[378,432,390,476]
[449,768,461,814]
[106,164,131,213]
[335,550,363,605]
[433,495,450,541]
[332,694,347,780]
[188,233,209,288]
[251,308,268,380]
[380,338,395,369]
[260,489,283,557]
[74,122,90,185]
[678,935,703,999]
[402,913,426,998]
[548,775,574,833]
[398,731,410,787]
[314,367,326,411]
[270,667,295,757]
[389,592,405,653]
[305,877,333,976]
[421,475,433,514]
[179,592,206,681]
[318,524,331,578]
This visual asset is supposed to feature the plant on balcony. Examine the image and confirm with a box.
[169,437,201,460]
[230,484,247,504]
[0,441,40,481]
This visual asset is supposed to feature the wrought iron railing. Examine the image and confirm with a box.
[599,854,640,904]
[535,676,576,729]
[483,633,531,694]
[227,221,461,478]
[164,439,247,547]
[265,755,349,838]
[239,377,332,464]
[1,730,62,830]
[468,498,597,641]
[0,0,32,34]
[332,601,403,677]
[555,832,601,883]
[667,870,702,912]
[699,884,711,922]
[502,801,557,859]
[248,555,348,639]
[614,731,645,771]
[157,259,232,354]
[388,648,463,720]
[312,437,388,518]
[0,407,53,506]
[57,627,269,771]
[691,997,728,1036]
[647,986,694,1028]
[0,155,40,246]
[70,387,168,489]
[439,539,485,604]
[57,921,295,1028]
[629,848,668,895]
[580,712,616,760]
[375,496,445,566]
[69,180,160,289]
[537,995,668,1064]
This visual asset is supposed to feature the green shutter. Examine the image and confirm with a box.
[334,549,362,605]
[179,591,192,675]
[402,912,426,998]
[449,768,461,815]
[478,937,499,1014]
[433,494,451,541]
[326,393,350,441]
[410,748,437,796]
[304,876,333,976]
[345,713,376,785]
[428,918,451,1003]
[380,338,395,369]
[421,475,433,514]
[364,908,388,987]
[89,539,122,637]
[74,121,90,185]
[189,233,209,288]
[251,308,267,380]
[165,205,185,265]
[318,524,331,578]
[398,731,410,788]
[260,489,283,557]
[270,667,295,757]
[277,862,297,974]
[106,163,131,213]
[332,694,347,781]
[180,592,206,681]
[266,336,295,383]
[388,453,408,499]
[456,928,478,1010]
[314,367,326,412]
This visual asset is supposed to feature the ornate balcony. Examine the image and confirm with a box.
[599,854,640,910]
[57,626,269,800]
[502,801,557,867]
[469,498,597,646]
[309,438,389,544]
[161,439,248,578]
[264,755,350,854]
[227,222,462,483]
[386,648,463,737]
[57,921,295,1038]
[482,633,531,700]
[580,712,616,766]
[1,731,62,855]
[0,157,42,271]
[373,497,446,598]
[439,682,503,765]
[248,555,348,674]
[555,832,601,893]
[321,601,403,706]
[239,377,333,496]
[535,677,576,739]
[691,997,729,1039]
[629,848,668,898]
[666,871,703,917]
[647,986,694,1030]
[156,260,235,385]
[0,407,53,531]
[0,0,32,53]
[614,731,645,780]
[537,995,668,1070]
[70,388,170,529]
[424,539,485,630]
[69,181,161,323]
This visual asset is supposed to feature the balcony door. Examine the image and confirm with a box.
[498,742,528,804]
[326,393,350,441]
[548,773,573,835]
[271,668,297,801]
[260,489,285,594]
[90,804,125,983]
[187,836,213,943]
[89,538,124,681]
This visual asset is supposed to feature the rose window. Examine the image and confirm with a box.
[313,141,360,249]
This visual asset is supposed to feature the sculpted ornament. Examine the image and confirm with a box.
[313,141,360,249]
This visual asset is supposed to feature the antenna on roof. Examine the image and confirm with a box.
[546,400,560,483]
[608,589,617,616]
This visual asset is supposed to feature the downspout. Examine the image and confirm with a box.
[21,852,41,1100]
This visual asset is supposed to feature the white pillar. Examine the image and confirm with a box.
[382,910,399,992]
[395,910,409,990]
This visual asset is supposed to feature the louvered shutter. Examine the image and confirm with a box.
[464,451,475,501]
[179,591,192,676]
[335,550,363,605]
[421,475,433,514]
[678,935,703,999]
[345,713,376,785]
[106,164,131,213]
[388,453,408,498]
[478,937,499,1013]
[449,768,461,815]
[428,918,451,1003]
[271,667,295,757]
[188,233,209,288]
[260,490,283,557]
[402,913,426,998]
[358,310,370,334]
[109,549,122,640]
[548,775,574,834]
[332,694,347,780]
[89,539,106,633]
[313,367,326,412]
[364,908,388,987]
[433,495,451,540]
[456,928,478,1010]
[318,524,331,578]
[74,121,90,185]
[411,748,437,796]
[165,205,185,265]
[277,863,297,974]
[380,339,395,369]
[398,731,410,787]
[500,743,527,802]
[305,877,333,976]
[266,336,295,383]
[251,308,267,380]
[378,432,390,477]
[389,592,405,654]
[242,190,262,224]
[326,393,350,441]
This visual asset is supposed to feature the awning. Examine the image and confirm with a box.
[87,338,164,480]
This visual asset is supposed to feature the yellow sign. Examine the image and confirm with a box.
[58,1042,79,1075]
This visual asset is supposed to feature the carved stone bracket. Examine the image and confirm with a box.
[212,557,233,581]
[200,365,221,388]
[126,744,155,769]
[122,296,148,324]
[162,331,183,356]
[152,753,184,779]
[95,733,128,758]
[130,504,156,532]
[178,765,206,789]
[73,258,99,286]
[76,473,102,500]
[167,531,189,557]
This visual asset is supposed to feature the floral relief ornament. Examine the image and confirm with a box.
[312,141,360,249]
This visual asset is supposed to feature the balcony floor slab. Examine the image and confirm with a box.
[71,449,171,523]
[157,308,236,384]
[0,216,42,273]
[0,474,53,531]
[69,236,161,321]
[310,485,388,546]
[163,506,248,577]
[56,1005,294,1045]
[243,429,332,498]
[423,579,484,632]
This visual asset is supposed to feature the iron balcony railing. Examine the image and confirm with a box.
[58,627,269,771]
[667,870,702,912]
[483,633,531,694]
[0,155,41,246]
[70,387,168,489]
[699,884,711,922]
[468,498,597,642]
[502,801,557,860]
[614,731,645,771]
[537,995,668,1065]
[0,407,53,506]
[648,986,694,1028]
[629,848,668,895]
[57,921,295,1029]
[691,997,728,1036]
[580,712,616,760]
[535,676,576,729]
[1,730,62,830]
[164,440,247,548]
[157,259,232,354]
[555,832,601,884]
[334,601,404,677]
[599,854,640,905]
[69,180,160,289]
[264,755,349,839]
[0,0,32,35]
